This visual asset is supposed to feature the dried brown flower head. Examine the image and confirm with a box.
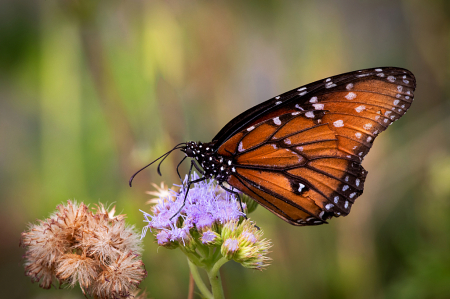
[20,200,147,298]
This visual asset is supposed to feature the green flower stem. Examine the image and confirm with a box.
[209,256,229,279]
[206,256,229,299]
[182,249,204,268]
[187,258,213,299]
[197,243,210,258]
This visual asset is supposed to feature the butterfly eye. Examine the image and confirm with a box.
[185,148,195,157]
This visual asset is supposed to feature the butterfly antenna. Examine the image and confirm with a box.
[156,143,187,176]
[129,143,187,187]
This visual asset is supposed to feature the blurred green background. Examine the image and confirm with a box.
[2,0,450,298]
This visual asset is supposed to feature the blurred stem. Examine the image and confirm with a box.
[188,273,194,299]
[188,258,213,299]
[78,18,138,181]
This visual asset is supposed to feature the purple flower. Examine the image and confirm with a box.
[156,230,170,246]
[141,176,273,271]
[200,230,221,245]
[141,174,245,246]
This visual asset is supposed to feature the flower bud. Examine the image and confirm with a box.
[221,238,240,260]
[220,220,239,240]
[201,230,222,246]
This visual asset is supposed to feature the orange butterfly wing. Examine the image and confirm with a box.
[217,67,415,226]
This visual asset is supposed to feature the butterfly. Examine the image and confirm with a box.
[130,67,416,226]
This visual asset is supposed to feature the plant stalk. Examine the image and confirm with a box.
[206,257,228,299]
[187,258,213,299]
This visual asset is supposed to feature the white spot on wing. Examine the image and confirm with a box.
[355,132,362,138]
[305,111,314,118]
[284,138,291,145]
[355,105,365,113]
[325,82,336,88]
[346,83,353,90]
[297,87,306,92]
[393,99,400,105]
[298,183,305,192]
[397,85,403,92]
[275,101,282,105]
[297,146,303,151]
[334,196,339,203]
[363,123,372,130]
[247,126,255,132]
[325,203,334,210]
[387,76,396,82]
[309,97,318,103]
[356,178,360,186]
[313,103,324,110]
[333,120,344,127]
[238,142,245,152]
[295,104,304,111]
[273,117,281,125]
[345,92,357,100]
[342,185,349,191]
[275,96,280,99]
[375,68,382,72]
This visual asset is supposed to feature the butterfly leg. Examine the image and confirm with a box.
[191,160,205,175]
[219,183,247,219]
[220,182,260,229]
[176,156,187,183]
[170,160,206,220]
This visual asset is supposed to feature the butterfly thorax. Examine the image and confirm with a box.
[184,141,234,182]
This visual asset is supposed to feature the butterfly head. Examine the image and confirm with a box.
[183,141,215,158]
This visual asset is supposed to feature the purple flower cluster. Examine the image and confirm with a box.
[141,174,245,246]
